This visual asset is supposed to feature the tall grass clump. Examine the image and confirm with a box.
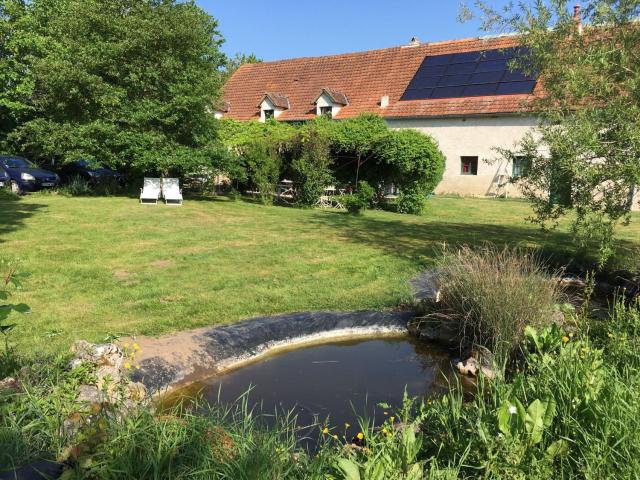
[437,245,564,363]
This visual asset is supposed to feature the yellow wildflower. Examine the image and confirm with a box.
[135,364,141,370]
[607,332,614,339]
[568,332,574,338]
[123,342,130,349]
[133,343,140,350]
[344,423,350,428]
[322,427,329,435]
[124,362,131,370]
[389,416,395,423]
[356,432,364,440]
[382,428,390,436]
[562,336,569,343]
[332,434,338,440]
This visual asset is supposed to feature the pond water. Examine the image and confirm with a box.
[195,336,457,441]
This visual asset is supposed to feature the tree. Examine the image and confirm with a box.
[464,0,640,264]
[9,0,228,176]
[328,113,388,187]
[372,129,445,213]
[0,0,33,150]
[290,125,334,207]
[222,52,261,81]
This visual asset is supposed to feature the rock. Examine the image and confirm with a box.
[456,351,498,380]
[559,276,587,290]
[127,382,147,402]
[76,385,103,404]
[456,357,479,376]
[62,411,84,439]
[410,270,441,304]
[0,376,21,393]
[95,365,122,389]
[407,316,459,346]
[551,310,565,326]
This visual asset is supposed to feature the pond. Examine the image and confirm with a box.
[192,336,458,443]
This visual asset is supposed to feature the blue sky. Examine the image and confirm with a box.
[198,0,514,61]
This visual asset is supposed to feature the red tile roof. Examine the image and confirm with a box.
[222,35,542,121]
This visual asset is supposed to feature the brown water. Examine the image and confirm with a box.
[197,337,456,440]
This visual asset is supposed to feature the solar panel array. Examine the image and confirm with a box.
[401,47,536,101]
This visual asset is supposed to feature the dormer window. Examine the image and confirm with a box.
[314,88,348,118]
[258,92,290,122]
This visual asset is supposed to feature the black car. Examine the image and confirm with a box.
[0,167,9,189]
[0,156,59,194]
[54,159,123,185]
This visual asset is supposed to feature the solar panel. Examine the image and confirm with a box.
[401,47,536,101]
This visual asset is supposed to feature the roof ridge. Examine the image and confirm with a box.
[249,34,519,66]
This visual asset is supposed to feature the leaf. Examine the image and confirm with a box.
[1,324,16,334]
[525,399,546,444]
[335,458,361,480]
[542,396,556,428]
[406,462,424,480]
[11,303,30,314]
[377,402,391,409]
[497,402,512,436]
[546,439,569,460]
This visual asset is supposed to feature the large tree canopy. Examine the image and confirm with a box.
[465,0,640,264]
[2,0,228,176]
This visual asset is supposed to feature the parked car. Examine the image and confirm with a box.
[0,167,9,189]
[53,159,124,185]
[0,156,59,194]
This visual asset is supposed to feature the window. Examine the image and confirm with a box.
[460,156,478,175]
[512,156,530,178]
[263,109,275,120]
[319,106,333,117]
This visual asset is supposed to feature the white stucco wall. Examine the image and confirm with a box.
[316,93,341,117]
[259,98,285,122]
[386,115,538,197]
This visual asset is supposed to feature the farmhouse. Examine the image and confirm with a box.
[220,34,541,199]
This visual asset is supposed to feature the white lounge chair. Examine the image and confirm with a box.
[140,177,161,204]
[162,178,183,206]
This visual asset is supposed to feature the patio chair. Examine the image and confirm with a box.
[162,178,183,206]
[140,177,161,204]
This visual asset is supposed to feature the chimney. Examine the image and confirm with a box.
[408,36,420,47]
[573,3,583,34]
[380,95,390,108]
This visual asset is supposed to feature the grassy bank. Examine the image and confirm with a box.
[1,193,639,355]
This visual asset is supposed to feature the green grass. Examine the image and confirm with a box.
[2,193,639,355]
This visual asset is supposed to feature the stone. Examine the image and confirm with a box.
[407,316,459,346]
[410,270,441,303]
[76,385,103,404]
[127,381,147,402]
[456,357,479,376]
[0,376,21,393]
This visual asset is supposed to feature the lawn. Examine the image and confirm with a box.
[2,192,639,355]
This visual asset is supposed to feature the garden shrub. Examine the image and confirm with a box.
[372,129,445,200]
[343,181,375,215]
[290,127,333,207]
[242,139,281,205]
[436,245,563,365]
[396,188,425,215]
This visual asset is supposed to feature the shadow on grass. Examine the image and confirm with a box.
[303,209,640,276]
[0,193,47,244]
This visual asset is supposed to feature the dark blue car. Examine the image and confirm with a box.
[54,159,124,185]
[0,155,59,195]
[0,167,9,189]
